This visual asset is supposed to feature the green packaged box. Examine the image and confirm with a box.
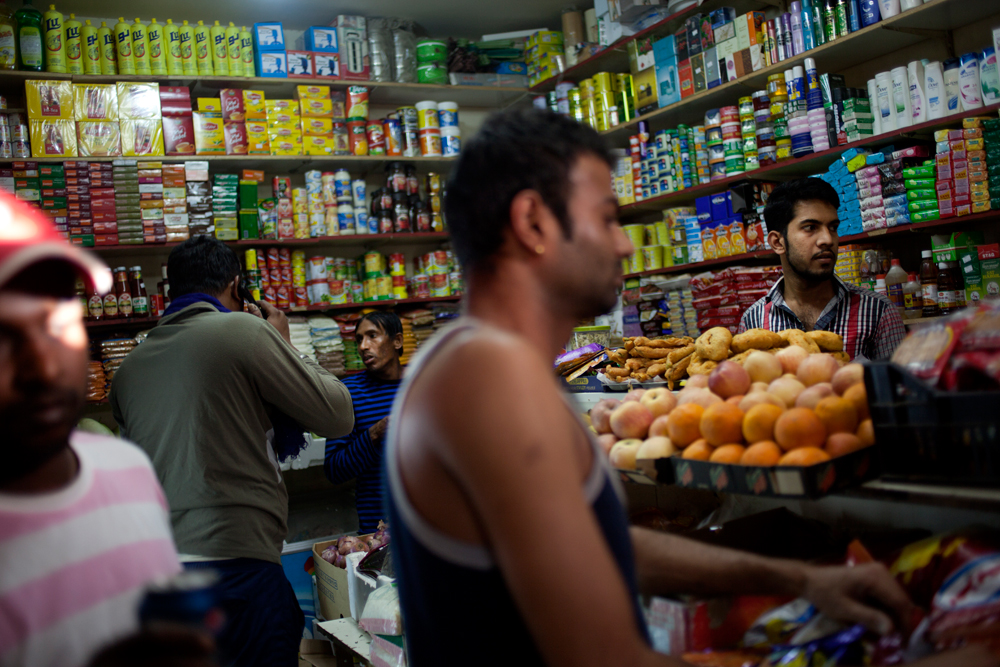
[982,258,1000,299]
[965,273,984,305]
[239,211,259,239]
[903,165,935,178]
[912,209,940,223]
[238,181,258,210]
[905,178,936,189]
[932,230,986,262]
[908,199,939,213]
[907,188,937,201]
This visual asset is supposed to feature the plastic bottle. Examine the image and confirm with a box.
[179,20,195,75]
[98,21,115,74]
[924,60,944,119]
[877,0,900,19]
[860,0,880,26]
[875,70,896,132]
[908,60,926,124]
[226,22,240,76]
[801,0,816,50]
[163,19,181,75]
[943,57,961,114]
[891,65,912,128]
[42,4,63,72]
[81,18,99,74]
[834,0,848,37]
[113,17,134,74]
[900,0,921,9]
[874,274,887,299]
[936,262,958,315]
[15,0,43,71]
[790,2,805,55]
[903,273,923,319]
[63,12,80,73]
[812,1,826,46]
[868,78,882,134]
[847,0,861,32]
[131,19,149,75]
[209,20,226,75]
[958,52,983,111]
[130,266,148,317]
[239,26,254,77]
[0,0,17,70]
[823,0,837,42]
[920,249,938,316]
[982,47,1000,104]
[147,18,166,75]
[193,20,211,75]
[885,258,907,317]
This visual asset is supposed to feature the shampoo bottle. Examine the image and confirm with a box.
[959,52,983,111]
[981,47,999,104]
[868,78,882,134]
[891,65,911,128]
[924,60,944,119]
[875,70,896,132]
[907,60,927,123]
[943,57,960,114]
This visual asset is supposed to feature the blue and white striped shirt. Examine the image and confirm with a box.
[324,373,401,533]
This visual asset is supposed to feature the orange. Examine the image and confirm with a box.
[843,383,870,421]
[857,419,875,446]
[709,444,746,463]
[777,447,831,466]
[742,403,785,443]
[667,403,705,447]
[813,396,859,435]
[740,441,783,466]
[825,432,868,458]
[700,403,745,446]
[682,439,714,461]
[774,407,827,451]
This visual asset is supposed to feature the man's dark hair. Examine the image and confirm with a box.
[444,107,615,272]
[763,178,840,238]
[167,235,242,298]
[358,311,403,356]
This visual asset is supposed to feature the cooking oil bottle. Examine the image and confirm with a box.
[0,0,17,70]
[163,19,181,74]
[193,20,212,75]
[63,12,81,73]
[81,19,99,74]
[113,17,134,74]
[98,21,115,74]
[131,18,149,75]
[42,4,64,73]
[225,21,240,76]
[147,19,166,75]
[15,0,43,71]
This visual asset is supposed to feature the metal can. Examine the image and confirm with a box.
[347,120,368,155]
[12,124,28,142]
[364,251,382,277]
[389,253,405,275]
[383,117,402,156]
[449,271,463,296]
[139,570,224,635]
[376,275,393,300]
[365,120,386,155]
[413,274,430,298]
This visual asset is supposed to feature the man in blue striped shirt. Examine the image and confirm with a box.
[324,312,403,533]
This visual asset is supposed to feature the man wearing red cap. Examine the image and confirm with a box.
[0,194,207,667]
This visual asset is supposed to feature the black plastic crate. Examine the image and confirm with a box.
[864,362,1000,484]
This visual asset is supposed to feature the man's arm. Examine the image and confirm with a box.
[324,418,385,485]
[871,301,906,360]
[248,315,354,439]
[631,527,914,635]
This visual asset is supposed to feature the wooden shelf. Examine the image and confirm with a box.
[5,154,456,173]
[0,71,528,109]
[840,478,1000,512]
[600,0,1000,143]
[84,295,461,329]
[86,232,451,255]
[619,102,1000,218]
[903,314,948,326]
[624,249,775,279]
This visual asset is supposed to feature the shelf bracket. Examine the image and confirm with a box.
[881,25,954,57]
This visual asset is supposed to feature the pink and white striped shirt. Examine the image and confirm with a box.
[0,431,181,667]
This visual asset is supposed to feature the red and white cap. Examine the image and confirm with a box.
[0,190,112,293]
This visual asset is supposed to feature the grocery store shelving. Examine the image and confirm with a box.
[600,0,1000,143]
[0,70,529,109]
[620,102,1000,219]
[903,314,947,327]
[840,479,1000,512]
[2,154,457,174]
[622,211,1000,280]
[85,232,451,257]
[84,294,461,330]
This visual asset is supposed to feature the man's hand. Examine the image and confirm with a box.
[256,300,291,345]
[88,624,216,667]
[368,416,389,443]
[802,562,915,635]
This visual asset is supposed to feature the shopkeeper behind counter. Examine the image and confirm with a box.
[738,178,906,361]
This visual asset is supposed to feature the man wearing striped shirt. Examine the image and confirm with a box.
[738,178,905,361]
[325,312,404,533]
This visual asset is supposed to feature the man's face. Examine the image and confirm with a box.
[546,154,635,318]
[356,319,401,374]
[0,290,88,480]
[774,200,840,284]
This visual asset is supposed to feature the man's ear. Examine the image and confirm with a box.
[393,332,404,353]
[767,230,786,255]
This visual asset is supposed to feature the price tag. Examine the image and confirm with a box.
[867,228,888,236]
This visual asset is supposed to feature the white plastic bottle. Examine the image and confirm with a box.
[943,58,961,114]
[876,70,896,132]
[908,60,927,123]
[959,52,983,111]
[874,274,888,299]
[982,47,1000,104]
[925,60,944,119]
[868,78,883,134]
[891,66,912,128]
[885,259,908,318]
[877,0,900,19]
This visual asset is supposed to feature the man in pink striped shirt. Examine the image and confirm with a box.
[0,194,198,667]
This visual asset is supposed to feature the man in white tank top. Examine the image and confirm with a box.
[388,108,996,667]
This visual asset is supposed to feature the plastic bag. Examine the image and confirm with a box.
[370,635,406,667]
[391,21,416,83]
[368,18,393,82]
[359,585,403,636]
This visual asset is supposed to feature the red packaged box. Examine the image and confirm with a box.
[92,211,116,222]
[162,115,196,155]
[700,305,743,319]
[94,234,119,246]
[159,86,193,116]
[287,51,315,78]
[697,316,741,329]
[679,61,694,99]
[220,88,245,122]
[93,222,118,234]
[224,122,248,155]
[692,293,739,310]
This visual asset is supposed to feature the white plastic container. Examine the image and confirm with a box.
[959,52,983,111]
[982,47,1000,104]
[943,58,961,114]
[875,71,896,132]
[908,60,927,124]
[924,60,945,119]
[900,0,922,10]
[877,0,900,19]
[891,66,912,128]
[868,78,883,135]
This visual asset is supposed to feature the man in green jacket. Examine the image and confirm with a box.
[110,236,354,667]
